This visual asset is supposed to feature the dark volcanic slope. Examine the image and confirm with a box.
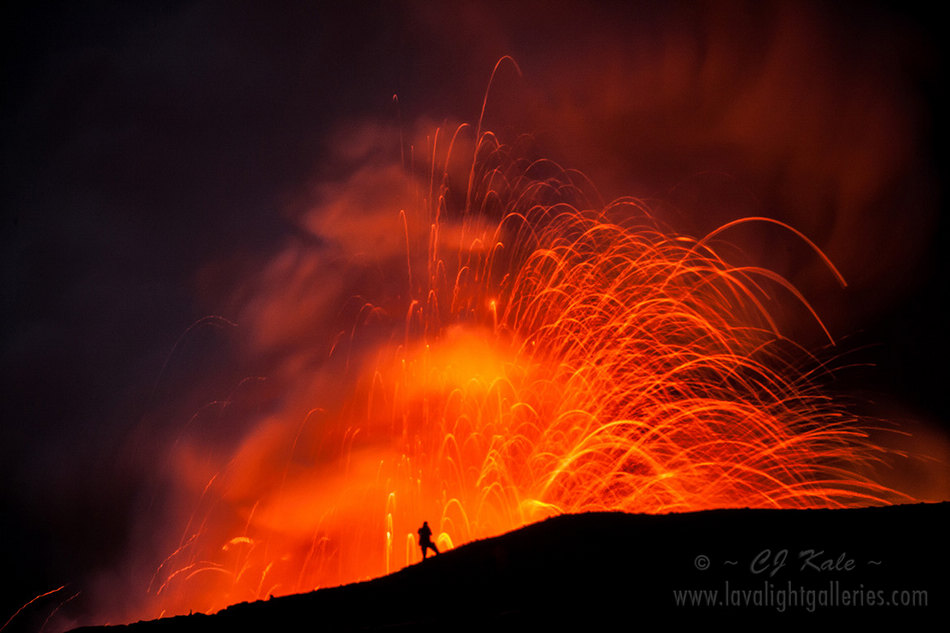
[73,503,948,631]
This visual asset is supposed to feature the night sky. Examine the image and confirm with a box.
[2,1,948,629]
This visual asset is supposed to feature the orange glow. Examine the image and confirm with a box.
[136,116,911,622]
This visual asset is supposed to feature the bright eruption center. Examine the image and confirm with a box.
[145,124,904,621]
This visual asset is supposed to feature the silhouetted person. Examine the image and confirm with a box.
[418,521,439,560]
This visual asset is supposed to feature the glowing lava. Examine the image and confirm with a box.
[140,115,908,622]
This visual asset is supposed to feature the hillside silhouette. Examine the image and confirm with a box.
[72,503,948,631]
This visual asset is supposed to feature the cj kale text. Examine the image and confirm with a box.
[682,548,929,612]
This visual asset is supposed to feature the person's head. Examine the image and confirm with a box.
[423,521,428,526]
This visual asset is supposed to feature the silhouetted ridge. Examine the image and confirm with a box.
[72,503,948,631]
